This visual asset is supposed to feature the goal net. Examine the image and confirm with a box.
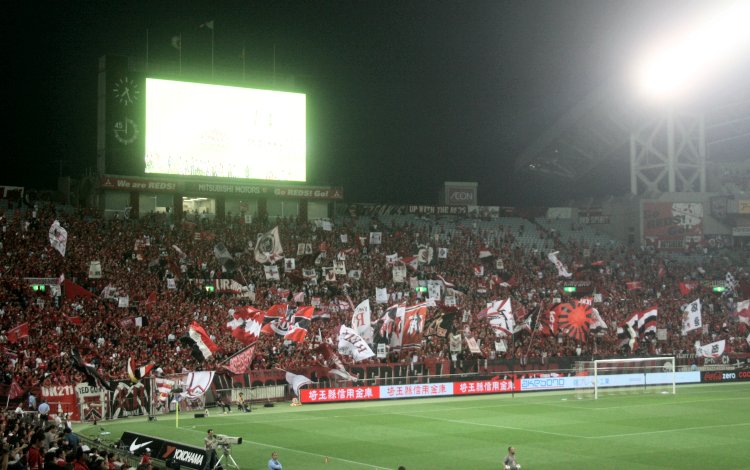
[575,357,675,399]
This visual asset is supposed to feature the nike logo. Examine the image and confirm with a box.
[129,438,153,453]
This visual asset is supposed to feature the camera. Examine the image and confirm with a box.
[216,435,243,445]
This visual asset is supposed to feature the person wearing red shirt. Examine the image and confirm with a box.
[73,448,90,470]
[26,435,43,470]
[140,448,152,466]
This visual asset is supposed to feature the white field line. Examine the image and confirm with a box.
[586,421,750,439]
[175,425,391,469]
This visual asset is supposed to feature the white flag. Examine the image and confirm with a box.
[376,287,388,304]
[255,226,284,264]
[338,325,375,361]
[427,280,442,301]
[681,299,702,335]
[334,260,346,275]
[392,265,406,283]
[49,220,68,257]
[88,261,102,279]
[695,339,726,358]
[351,299,373,344]
[264,265,280,280]
[285,371,313,396]
[547,251,572,278]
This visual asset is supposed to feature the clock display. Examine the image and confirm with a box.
[113,76,140,105]
[113,118,139,145]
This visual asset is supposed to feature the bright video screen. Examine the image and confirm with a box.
[145,78,306,181]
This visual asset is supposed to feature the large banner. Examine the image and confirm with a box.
[75,382,108,422]
[41,385,79,421]
[642,202,703,250]
[111,381,150,419]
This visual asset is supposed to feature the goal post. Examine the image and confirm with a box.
[591,356,676,399]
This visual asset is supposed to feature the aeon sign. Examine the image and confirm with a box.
[446,187,476,205]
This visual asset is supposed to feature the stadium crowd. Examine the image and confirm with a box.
[0,407,143,469]
[1,202,749,396]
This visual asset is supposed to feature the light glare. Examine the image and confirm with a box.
[633,1,750,103]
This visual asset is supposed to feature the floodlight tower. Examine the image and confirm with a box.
[629,110,705,195]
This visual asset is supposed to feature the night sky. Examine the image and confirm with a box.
[10,1,717,206]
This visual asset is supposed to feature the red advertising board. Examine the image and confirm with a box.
[300,386,380,403]
[642,202,703,250]
[453,379,515,395]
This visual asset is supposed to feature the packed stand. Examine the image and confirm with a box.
[0,203,748,398]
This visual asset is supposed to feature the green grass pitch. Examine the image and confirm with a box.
[79,383,750,469]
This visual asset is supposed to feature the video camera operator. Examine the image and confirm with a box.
[205,429,219,469]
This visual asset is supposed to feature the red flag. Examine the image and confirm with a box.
[292,306,315,321]
[284,324,308,344]
[626,281,642,291]
[64,315,83,326]
[7,323,30,343]
[226,307,265,345]
[145,291,157,310]
[9,379,24,400]
[555,301,593,342]
[222,346,255,374]
[63,279,95,299]
[266,303,289,319]
[182,321,219,361]
[678,281,699,296]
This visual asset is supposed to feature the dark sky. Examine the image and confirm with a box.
[9,0,714,206]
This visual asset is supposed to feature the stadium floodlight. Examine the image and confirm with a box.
[632,0,750,103]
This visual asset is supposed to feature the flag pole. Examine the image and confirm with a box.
[175,400,179,428]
